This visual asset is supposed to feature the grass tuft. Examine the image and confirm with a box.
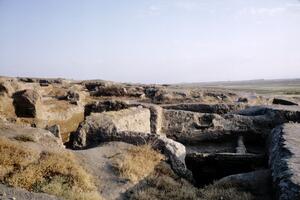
[112,144,164,183]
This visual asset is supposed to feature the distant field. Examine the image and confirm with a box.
[174,79,300,95]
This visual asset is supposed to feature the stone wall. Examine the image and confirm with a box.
[72,107,151,148]
[269,123,300,200]
[162,103,245,114]
[104,107,151,133]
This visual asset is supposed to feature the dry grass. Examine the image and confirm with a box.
[126,160,254,200]
[0,137,102,200]
[13,134,36,142]
[0,96,16,118]
[114,144,253,200]
[198,182,254,200]
[0,137,39,180]
[127,162,199,200]
[112,144,164,183]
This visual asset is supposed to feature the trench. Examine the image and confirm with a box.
[185,134,269,187]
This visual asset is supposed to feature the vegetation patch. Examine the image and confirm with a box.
[13,134,36,142]
[0,137,39,180]
[0,137,101,200]
[126,161,254,200]
[112,144,164,183]
[127,162,199,200]
[198,182,253,200]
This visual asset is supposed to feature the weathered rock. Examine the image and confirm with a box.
[237,106,270,116]
[216,170,272,198]
[18,77,63,84]
[84,80,110,91]
[221,114,275,134]
[144,87,238,104]
[0,121,64,148]
[84,100,129,116]
[163,105,300,144]
[163,110,221,133]
[0,184,60,200]
[204,91,229,101]
[0,82,14,96]
[162,109,273,144]
[39,82,49,87]
[90,83,145,98]
[273,98,298,106]
[57,90,80,104]
[66,90,80,104]
[236,136,247,154]
[162,109,219,143]
[237,97,248,103]
[144,86,191,103]
[162,103,245,114]
[72,107,151,148]
[268,123,300,200]
[132,104,164,134]
[12,89,41,118]
[144,86,162,100]
[238,105,300,124]
[39,78,63,85]
[39,79,50,87]
[18,77,35,83]
[125,86,145,98]
[45,124,62,140]
[152,90,174,103]
[148,105,164,134]
[92,84,127,97]
[153,135,192,179]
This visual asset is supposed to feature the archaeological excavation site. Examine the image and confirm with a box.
[0,76,299,200]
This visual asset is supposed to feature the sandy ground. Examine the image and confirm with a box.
[74,142,137,200]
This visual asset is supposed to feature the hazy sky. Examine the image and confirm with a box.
[0,0,300,83]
